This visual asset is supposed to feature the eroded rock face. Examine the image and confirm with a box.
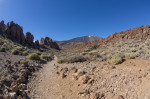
[25,32,34,45]
[6,21,25,44]
[0,20,60,50]
[35,40,40,47]
[0,20,5,33]
[40,37,60,50]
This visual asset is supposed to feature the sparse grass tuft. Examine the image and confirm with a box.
[20,59,28,66]
[96,58,103,62]
[127,53,138,59]
[0,47,6,52]
[40,54,52,61]
[11,49,19,55]
[88,44,99,51]
[27,53,40,60]
[15,46,23,51]
[22,51,28,56]
[57,57,65,64]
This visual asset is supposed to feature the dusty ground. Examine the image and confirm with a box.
[0,52,43,98]
[28,56,150,99]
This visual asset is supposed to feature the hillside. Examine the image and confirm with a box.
[56,35,101,48]
[0,20,60,99]
[73,25,150,50]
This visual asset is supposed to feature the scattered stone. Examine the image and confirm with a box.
[61,73,67,79]
[79,75,90,84]
[9,92,17,99]
[118,95,124,99]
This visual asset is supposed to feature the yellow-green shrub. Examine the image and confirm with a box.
[57,57,65,64]
[20,59,28,65]
[0,47,6,52]
[108,54,123,64]
[27,53,40,60]
[11,49,19,55]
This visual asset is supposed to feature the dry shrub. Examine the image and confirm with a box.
[65,55,88,63]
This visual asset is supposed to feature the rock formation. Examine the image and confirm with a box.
[6,21,25,44]
[0,20,6,33]
[40,37,60,50]
[35,40,40,47]
[0,20,60,50]
[25,32,34,45]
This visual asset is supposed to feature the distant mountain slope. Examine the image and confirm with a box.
[56,35,102,48]
[73,25,150,50]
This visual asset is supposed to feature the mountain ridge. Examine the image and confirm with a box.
[56,35,102,48]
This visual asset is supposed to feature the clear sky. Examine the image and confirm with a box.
[0,0,150,41]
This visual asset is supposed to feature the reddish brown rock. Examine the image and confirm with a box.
[40,37,60,50]
[6,21,25,44]
[74,25,150,50]
[25,32,34,45]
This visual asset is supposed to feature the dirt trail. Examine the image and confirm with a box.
[28,57,150,99]
[28,56,59,99]
[28,56,83,99]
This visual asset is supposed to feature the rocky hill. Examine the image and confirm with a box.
[56,35,101,48]
[73,25,150,50]
[0,20,60,50]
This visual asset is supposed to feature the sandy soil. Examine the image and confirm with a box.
[28,56,150,99]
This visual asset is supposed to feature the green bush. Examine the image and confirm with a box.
[57,57,65,64]
[27,53,40,60]
[20,59,28,66]
[41,54,52,61]
[0,47,6,52]
[108,54,123,64]
[22,51,28,56]
[88,44,99,51]
[96,58,103,62]
[15,46,23,51]
[11,49,19,55]
[101,51,107,55]
[127,53,138,59]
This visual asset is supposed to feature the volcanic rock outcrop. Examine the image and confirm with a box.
[40,37,60,50]
[35,40,40,47]
[25,32,34,46]
[6,21,25,44]
[0,20,60,50]
[0,20,5,33]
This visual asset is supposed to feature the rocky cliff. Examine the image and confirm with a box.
[40,37,60,50]
[0,20,60,50]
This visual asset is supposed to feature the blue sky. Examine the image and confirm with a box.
[0,0,150,41]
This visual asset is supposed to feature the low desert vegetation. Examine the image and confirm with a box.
[27,53,40,60]
[22,51,28,56]
[88,44,99,51]
[57,54,88,64]
[108,53,123,64]
[57,57,65,64]
[127,53,138,59]
[0,47,6,52]
[40,54,52,61]
[61,39,150,65]
[11,49,19,55]
[20,59,28,66]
